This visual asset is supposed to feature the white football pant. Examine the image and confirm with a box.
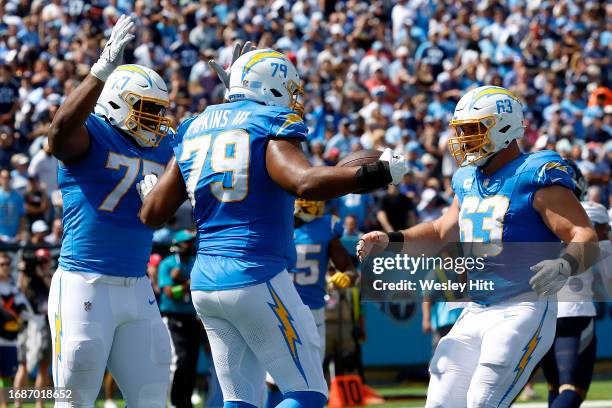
[266,306,325,385]
[192,270,328,406]
[426,300,556,408]
[47,269,172,408]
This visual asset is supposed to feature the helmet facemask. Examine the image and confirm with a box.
[286,80,305,118]
[448,115,496,167]
[294,199,325,222]
[122,91,171,147]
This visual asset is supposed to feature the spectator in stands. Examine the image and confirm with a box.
[377,184,417,232]
[14,248,52,408]
[0,252,30,408]
[340,215,363,265]
[23,176,51,225]
[43,219,62,246]
[0,65,19,127]
[0,169,25,243]
[30,220,48,245]
[9,154,29,195]
[28,139,57,194]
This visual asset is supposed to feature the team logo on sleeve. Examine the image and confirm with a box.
[543,162,569,173]
[276,113,304,136]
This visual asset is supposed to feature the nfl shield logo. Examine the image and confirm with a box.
[84,301,92,312]
[483,178,490,187]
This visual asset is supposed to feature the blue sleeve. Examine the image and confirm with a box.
[533,160,575,192]
[451,167,472,203]
[172,116,196,157]
[157,258,174,289]
[331,215,344,238]
[269,109,308,140]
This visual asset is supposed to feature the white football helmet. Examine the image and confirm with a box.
[227,49,304,117]
[95,64,171,147]
[448,86,525,167]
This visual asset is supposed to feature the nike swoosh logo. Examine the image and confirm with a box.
[148,298,156,305]
[551,178,562,183]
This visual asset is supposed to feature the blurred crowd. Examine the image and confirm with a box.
[0,0,610,249]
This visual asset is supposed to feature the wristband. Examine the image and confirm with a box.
[561,252,579,275]
[387,231,404,243]
[355,161,392,191]
[170,285,185,300]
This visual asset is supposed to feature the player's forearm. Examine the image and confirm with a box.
[564,227,599,273]
[48,74,102,161]
[139,159,187,228]
[266,138,391,200]
[291,166,361,200]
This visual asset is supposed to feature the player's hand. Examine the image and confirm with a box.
[356,231,389,262]
[529,258,571,296]
[379,148,408,184]
[91,14,136,81]
[422,320,432,333]
[331,272,351,289]
[136,174,158,203]
[208,41,255,90]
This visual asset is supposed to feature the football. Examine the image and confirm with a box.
[336,149,382,167]
[336,149,383,193]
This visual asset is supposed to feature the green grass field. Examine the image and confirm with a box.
[372,380,612,407]
[14,379,612,407]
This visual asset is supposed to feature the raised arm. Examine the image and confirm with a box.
[48,15,135,163]
[266,138,406,200]
[139,158,188,228]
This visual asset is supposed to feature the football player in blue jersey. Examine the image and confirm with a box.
[265,199,356,407]
[138,49,406,408]
[357,86,598,407]
[46,15,173,408]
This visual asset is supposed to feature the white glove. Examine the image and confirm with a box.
[208,41,254,90]
[136,174,158,203]
[529,258,571,296]
[91,14,136,81]
[379,148,408,184]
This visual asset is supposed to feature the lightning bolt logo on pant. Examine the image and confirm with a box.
[267,281,308,385]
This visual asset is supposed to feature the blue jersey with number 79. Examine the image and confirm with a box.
[58,114,174,277]
[173,100,307,291]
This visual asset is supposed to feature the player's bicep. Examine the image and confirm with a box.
[533,185,594,243]
[265,138,312,194]
[49,125,90,164]
[139,157,187,228]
